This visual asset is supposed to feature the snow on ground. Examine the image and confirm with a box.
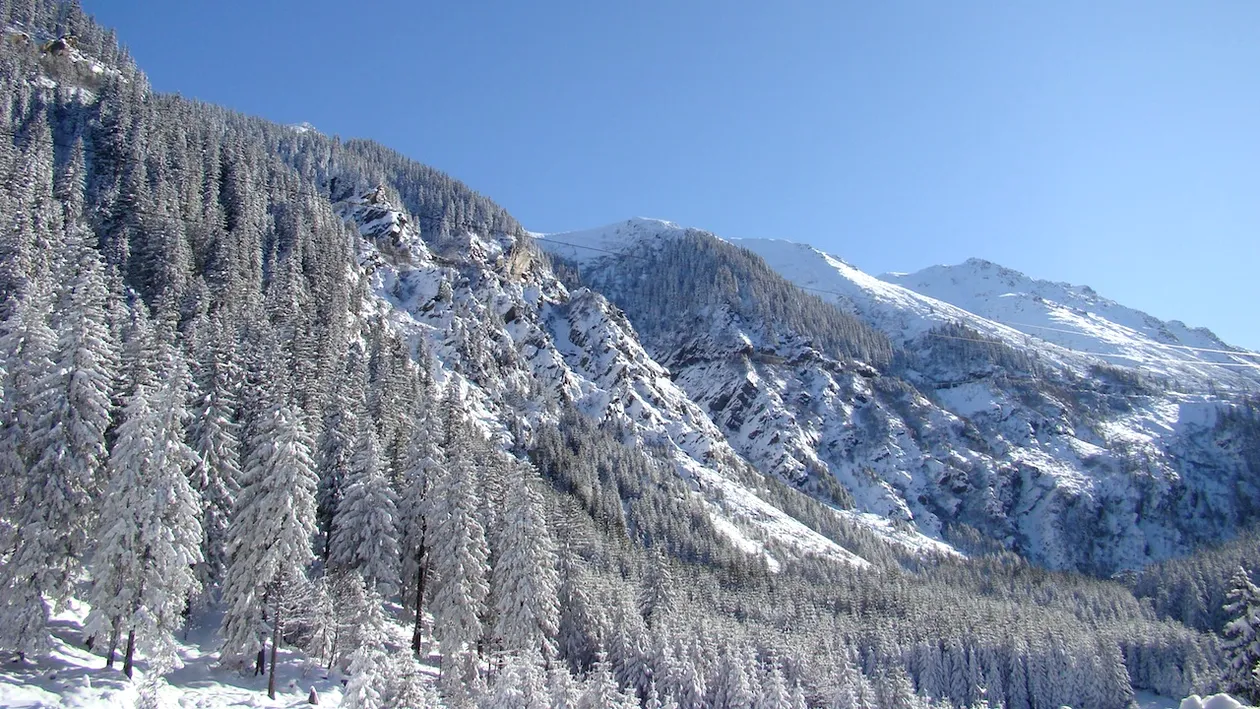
[0,601,360,709]
[1171,693,1254,709]
[837,510,962,558]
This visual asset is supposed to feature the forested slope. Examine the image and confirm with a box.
[0,2,1248,707]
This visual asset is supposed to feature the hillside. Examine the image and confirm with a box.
[541,220,1260,575]
[0,3,1254,708]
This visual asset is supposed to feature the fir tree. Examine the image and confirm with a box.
[428,414,490,691]
[1223,566,1260,703]
[0,279,68,658]
[219,401,317,699]
[639,548,676,631]
[315,347,364,561]
[492,463,560,665]
[329,427,401,596]
[399,416,441,654]
[188,329,243,597]
[86,334,201,676]
[342,645,387,709]
[556,545,600,675]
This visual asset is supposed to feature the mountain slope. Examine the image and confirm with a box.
[882,258,1260,390]
[541,220,1260,574]
[0,3,1239,706]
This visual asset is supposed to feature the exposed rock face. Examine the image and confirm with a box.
[539,220,1260,573]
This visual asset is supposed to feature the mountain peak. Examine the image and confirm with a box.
[882,259,1256,382]
[538,217,692,265]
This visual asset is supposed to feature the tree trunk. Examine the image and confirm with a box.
[104,622,120,669]
[410,546,428,655]
[268,592,281,700]
[122,629,136,679]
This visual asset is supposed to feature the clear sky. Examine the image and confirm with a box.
[84,1,1260,349]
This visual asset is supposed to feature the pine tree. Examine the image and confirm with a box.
[428,420,490,689]
[670,649,707,709]
[492,463,560,665]
[757,663,792,709]
[342,645,387,709]
[710,646,754,709]
[548,665,581,709]
[1223,566,1260,703]
[556,545,600,675]
[0,279,68,658]
[486,656,548,709]
[219,401,317,699]
[188,324,242,596]
[399,416,442,655]
[85,334,202,676]
[639,548,676,631]
[384,652,441,708]
[315,346,364,561]
[329,426,401,596]
[579,651,630,709]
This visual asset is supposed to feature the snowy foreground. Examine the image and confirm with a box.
[0,601,366,708]
[1175,694,1256,709]
[0,603,1237,709]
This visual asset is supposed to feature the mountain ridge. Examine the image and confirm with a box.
[538,219,1260,574]
[0,4,1252,704]
[543,220,1259,390]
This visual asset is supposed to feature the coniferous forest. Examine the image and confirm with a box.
[1,2,1260,708]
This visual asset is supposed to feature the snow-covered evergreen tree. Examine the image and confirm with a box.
[1223,566,1260,703]
[383,652,441,708]
[428,406,490,689]
[548,665,581,709]
[0,276,92,657]
[639,548,676,631]
[399,413,442,653]
[329,426,401,596]
[492,462,560,665]
[757,663,792,709]
[219,399,317,698]
[86,332,202,675]
[485,655,548,709]
[188,316,242,596]
[315,349,364,561]
[342,645,387,709]
[557,544,600,675]
[710,646,754,709]
[579,651,633,709]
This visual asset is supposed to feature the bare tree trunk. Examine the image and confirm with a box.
[104,621,120,669]
[122,629,136,679]
[268,591,282,700]
[410,545,428,655]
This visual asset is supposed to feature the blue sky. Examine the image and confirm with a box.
[85,1,1260,349]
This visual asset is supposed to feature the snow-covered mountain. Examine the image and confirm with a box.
[2,4,1251,704]
[539,220,1260,573]
[882,258,1260,390]
[339,196,873,571]
[733,239,1260,391]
